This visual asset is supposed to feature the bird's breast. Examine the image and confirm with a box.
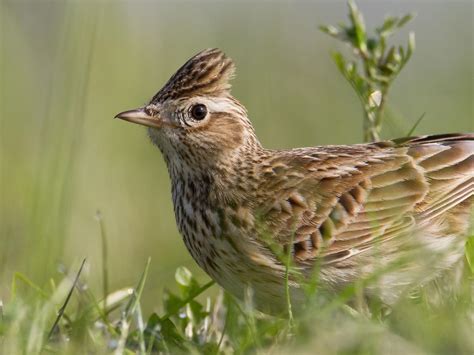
[171,188,297,310]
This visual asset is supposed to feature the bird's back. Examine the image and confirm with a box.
[248,133,473,306]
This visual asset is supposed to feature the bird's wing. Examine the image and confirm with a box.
[256,134,473,266]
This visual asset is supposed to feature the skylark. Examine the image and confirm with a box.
[116,49,473,314]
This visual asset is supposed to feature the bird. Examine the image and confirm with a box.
[115,48,473,314]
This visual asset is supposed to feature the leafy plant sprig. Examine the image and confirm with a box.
[320,0,415,142]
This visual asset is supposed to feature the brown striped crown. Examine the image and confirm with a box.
[151,48,236,103]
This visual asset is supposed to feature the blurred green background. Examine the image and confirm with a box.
[1,0,472,312]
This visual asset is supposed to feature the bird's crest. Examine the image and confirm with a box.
[151,48,235,103]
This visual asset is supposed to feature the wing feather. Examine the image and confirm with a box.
[257,133,473,270]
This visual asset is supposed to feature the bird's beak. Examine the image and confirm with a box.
[114,107,162,129]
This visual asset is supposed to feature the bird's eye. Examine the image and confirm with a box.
[190,104,207,121]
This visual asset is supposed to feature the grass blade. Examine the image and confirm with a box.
[123,257,151,320]
[95,210,109,318]
[47,258,87,340]
[116,258,151,354]
[406,112,426,137]
[11,272,49,300]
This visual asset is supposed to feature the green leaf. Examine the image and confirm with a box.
[163,290,183,316]
[187,300,208,324]
[377,16,396,35]
[159,318,187,351]
[353,75,367,96]
[408,31,416,57]
[319,25,339,37]
[346,61,355,76]
[367,37,378,52]
[348,0,367,53]
[161,279,215,322]
[384,47,396,64]
[175,267,201,300]
[397,13,415,28]
[146,312,161,329]
[332,52,346,74]
[175,266,193,287]
[393,48,402,64]
[399,46,405,61]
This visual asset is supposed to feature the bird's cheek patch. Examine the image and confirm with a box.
[205,114,244,149]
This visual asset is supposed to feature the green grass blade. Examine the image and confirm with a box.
[47,258,87,340]
[123,257,151,320]
[11,272,49,300]
[405,112,426,137]
[95,210,109,318]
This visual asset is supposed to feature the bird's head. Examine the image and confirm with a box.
[115,49,261,168]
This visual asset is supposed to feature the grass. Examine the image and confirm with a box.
[1,1,473,354]
[1,248,473,354]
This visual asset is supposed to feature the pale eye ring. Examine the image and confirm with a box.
[190,104,207,121]
[144,107,154,116]
[144,105,158,117]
